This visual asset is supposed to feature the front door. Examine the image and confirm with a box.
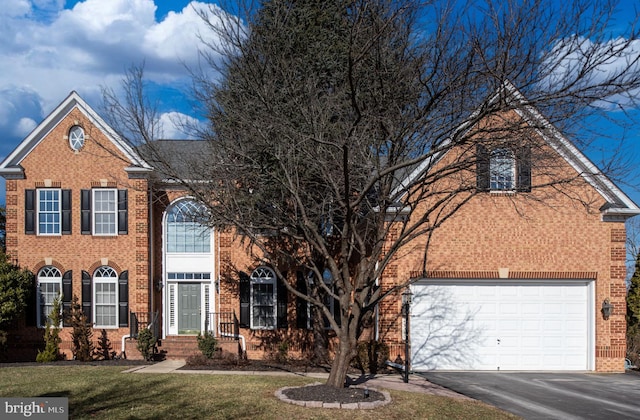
[178,283,201,334]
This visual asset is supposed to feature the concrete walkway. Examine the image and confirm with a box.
[124,359,469,400]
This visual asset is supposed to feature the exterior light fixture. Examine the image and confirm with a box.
[155,279,164,292]
[601,298,613,320]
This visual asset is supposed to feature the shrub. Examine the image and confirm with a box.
[36,296,62,362]
[352,340,390,374]
[197,332,218,359]
[0,253,33,357]
[136,328,157,361]
[68,295,94,361]
[96,329,116,360]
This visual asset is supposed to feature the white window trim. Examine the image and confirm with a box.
[165,199,212,254]
[490,148,516,191]
[250,267,277,330]
[93,266,118,328]
[69,125,85,151]
[37,188,61,236]
[93,189,117,236]
[37,267,62,328]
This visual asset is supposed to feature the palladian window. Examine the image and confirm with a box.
[166,199,211,253]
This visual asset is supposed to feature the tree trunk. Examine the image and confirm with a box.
[326,331,357,388]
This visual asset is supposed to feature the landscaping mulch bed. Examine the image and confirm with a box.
[282,383,386,404]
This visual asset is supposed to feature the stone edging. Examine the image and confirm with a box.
[275,382,392,409]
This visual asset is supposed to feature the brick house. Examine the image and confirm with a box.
[1,89,637,371]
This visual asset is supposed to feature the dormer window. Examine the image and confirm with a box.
[69,125,85,151]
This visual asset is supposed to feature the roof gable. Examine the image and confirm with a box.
[396,81,640,220]
[0,91,152,179]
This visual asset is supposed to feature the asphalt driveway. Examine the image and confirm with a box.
[421,371,640,420]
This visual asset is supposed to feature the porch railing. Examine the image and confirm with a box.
[130,311,159,341]
[205,312,239,342]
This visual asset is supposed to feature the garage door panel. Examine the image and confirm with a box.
[411,281,590,371]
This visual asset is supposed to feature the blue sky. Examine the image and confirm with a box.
[1,0,640,209]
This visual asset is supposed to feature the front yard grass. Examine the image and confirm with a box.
[0,365,519,419]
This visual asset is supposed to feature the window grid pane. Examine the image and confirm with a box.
[250,267,276,329]
[38,266,62,327]
[94,266,117,326]
[490,149,515,190]
[93,190,116,235]
[166,200,211,253]
[38,189,60,235]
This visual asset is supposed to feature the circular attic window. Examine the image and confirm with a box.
[69,125,85,151]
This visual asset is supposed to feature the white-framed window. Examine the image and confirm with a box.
[69,125,85,151]
[250,267,277,329]
[94,266,118,327]
[93,189,117,235]
[37,266,62,327]
[490,148,515,191]
[38,189,61,235]
[166,199,211,253]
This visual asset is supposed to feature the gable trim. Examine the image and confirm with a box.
[0,91,153,177]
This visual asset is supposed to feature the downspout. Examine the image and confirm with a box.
[215,229,246,354]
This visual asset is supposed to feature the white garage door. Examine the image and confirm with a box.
[410,280,593,371]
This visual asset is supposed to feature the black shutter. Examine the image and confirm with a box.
[25,189,35,234]
[296,271,309,329]
[118,270,129,327]
[516,146,532,192]
[476,144,490,192]
[62,270,73,327]
[239,272,250,327]
[81,270,92,323]
[276,275,288,329]
[25,273,37,326]
[81,190,91,234]
[62,190,72,234]
[117,189,128,235]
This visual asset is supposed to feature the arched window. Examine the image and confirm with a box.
[94,266,118,327]
[166,199,211,253]
[37,266,62,327]
[250,267,277,329]
[490,148,515,190]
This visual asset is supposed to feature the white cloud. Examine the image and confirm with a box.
[159,111,203,139]
[0,0,31,17]
[0,0,224,128]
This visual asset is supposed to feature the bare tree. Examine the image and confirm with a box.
[104,0,640,388]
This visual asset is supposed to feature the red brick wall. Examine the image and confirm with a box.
[4,108,150,360]
[377,137,628,372]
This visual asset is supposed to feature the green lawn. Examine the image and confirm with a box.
[0,365,520,419]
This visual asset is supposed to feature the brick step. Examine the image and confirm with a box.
[124,336,244,360]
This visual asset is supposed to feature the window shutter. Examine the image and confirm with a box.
[277,275,288,329]
[516,146,532,192]
[81,190,91,234]
[62,190,72,234]
[295,271,309,329]
[25,273,37,326]
[25,189,35,234]
[117,189,128,234]
[81,270,92,322]
[239,272,250,327]
[62,270,73,327]
[476,144,490,192]
[118,270,129,327]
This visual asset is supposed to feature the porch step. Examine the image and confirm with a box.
[158,336,200,359]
